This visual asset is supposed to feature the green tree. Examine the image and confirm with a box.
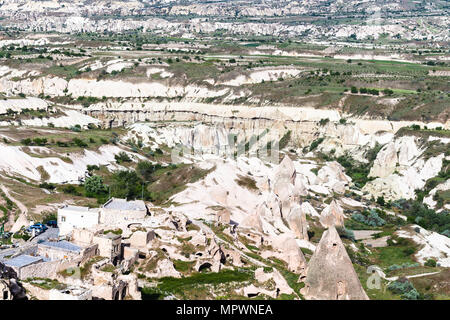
[136,161,161,182]
[85,175,107,197]
[110,170,145,200]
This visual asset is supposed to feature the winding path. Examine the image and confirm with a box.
[0,184,29,232]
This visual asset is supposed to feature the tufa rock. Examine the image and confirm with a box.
[301,226,369,300]
[320,200,345,228]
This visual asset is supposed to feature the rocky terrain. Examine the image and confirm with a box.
[0,0,448,301]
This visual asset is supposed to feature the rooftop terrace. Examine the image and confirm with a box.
[39,240,81,253]
[3,255,43,268]
[102,198,146,212]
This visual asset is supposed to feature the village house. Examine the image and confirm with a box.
[93,232,122,264]
[99,198,148,225]
[3,255,45,279]
[58,205,100,236]
[58,198,149,237]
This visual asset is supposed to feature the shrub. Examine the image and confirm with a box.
[309,137,324,152]
[136,161,161,182]
[72,138,87,148]
[351,209,385,227]
[70,125,82,132]
[424,259,437,267]
[387,279,420,300]
[86,165,100,172]
[39,182,56,190]
[62,185,80,196]
[84,175,107,197]
[21,138,32,146]
[376,196,386,206]
[115,152,132,164]
[336,226,355,241]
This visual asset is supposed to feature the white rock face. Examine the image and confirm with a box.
[67,79,229,99]
[21,109,101,128]
[423,180,450,209]
[0,144,142,184]
[221,68,302,86]
[364,136,445,201]
[397,225,450,267]
[369,142,398,178]
[154,259,182,278]
[0,97,48,114]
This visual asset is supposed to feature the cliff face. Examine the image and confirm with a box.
[84,101,449,148]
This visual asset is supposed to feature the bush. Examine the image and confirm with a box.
[86,165,100,172]
[21,138,32,146]
[110,170,146,200]
[351,209,385,227]
[62,185,80,196]
[84,175,107,197]
[387,262,420,271]
[383,88,394,95]
[70,125,82,132]
[39,182,56,190]
[387,279,420,300]
[72,138,87,148]
[136,161,161,182]
[336,226,355,241]
[376,196,386,206]
[115,152,132,164]
[309,137,324,152]
[424,259,437,267]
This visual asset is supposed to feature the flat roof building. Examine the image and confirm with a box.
[102,198,146,212]
[58,205,100,236]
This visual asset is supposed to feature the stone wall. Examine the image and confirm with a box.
[19,259,79,280]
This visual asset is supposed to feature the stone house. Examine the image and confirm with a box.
[92,233,122,264]
[58,205,100,236]
[3,255,44,279]
[58,199,149,237]
[99,198,148,225]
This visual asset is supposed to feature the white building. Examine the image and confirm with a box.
[57,199,148,236]
[58,205,100,236]
[99,198,148,225]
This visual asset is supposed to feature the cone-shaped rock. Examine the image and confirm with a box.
[272,234,307,275]
[287,204,309,240]
[274,155,296,186]
[301,226,369,300]
[320,200,345,228]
